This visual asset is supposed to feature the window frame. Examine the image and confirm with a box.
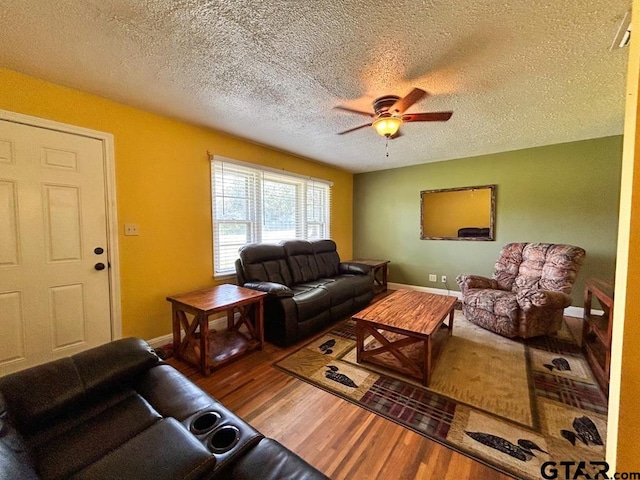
[210,156,332,277]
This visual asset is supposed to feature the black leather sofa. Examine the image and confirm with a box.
[235,239,374,347]
[457,227,490,237]
[0,338,328,480]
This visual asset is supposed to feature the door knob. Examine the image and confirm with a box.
[94,263,106,271]
[94,247,104,255]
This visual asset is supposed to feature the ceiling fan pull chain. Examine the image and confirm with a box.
[385,136,389,157]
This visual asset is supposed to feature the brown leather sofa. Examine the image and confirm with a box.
[235,239,374,347]
[0,338,328,480]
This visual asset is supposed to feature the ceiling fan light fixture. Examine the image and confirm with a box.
[373,116,403,137]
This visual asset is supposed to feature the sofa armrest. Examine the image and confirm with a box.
[456,274,498,293]
[516,289,572,310]
[224,438,329,480]
[244,281,294,298]
[69,418,217,480]
[339,262,371,275]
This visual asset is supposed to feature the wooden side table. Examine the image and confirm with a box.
[167,284,266,376]
[583,278,614,394]
[350,259,390,294]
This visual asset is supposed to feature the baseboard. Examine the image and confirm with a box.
[388,282,602,319]
[388,282,462,299]
[146,315,229,349]
[146,284,598,347]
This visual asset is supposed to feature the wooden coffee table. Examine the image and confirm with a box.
[353,289,457,386]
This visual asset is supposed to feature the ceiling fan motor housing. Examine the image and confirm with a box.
[373,95,401,116]
[334,88,452,136]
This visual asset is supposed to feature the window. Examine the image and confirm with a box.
[211,157,332,276]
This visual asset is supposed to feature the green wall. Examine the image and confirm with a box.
[353,136,623,306]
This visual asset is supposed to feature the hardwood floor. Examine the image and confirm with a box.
[168,328,512,480]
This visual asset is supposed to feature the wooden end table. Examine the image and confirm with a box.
[352,289,457,386]
[583,278,614,394]
[167,284,266,376]
[349,259,390,294]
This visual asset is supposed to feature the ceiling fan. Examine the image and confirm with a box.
[334,88,453,139]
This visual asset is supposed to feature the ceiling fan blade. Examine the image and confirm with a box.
[334,106,376,117]
[402,111,453,122]
[337,123,373,135]
[388,88,427,115]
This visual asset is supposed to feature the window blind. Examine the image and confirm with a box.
[211,156,332,277]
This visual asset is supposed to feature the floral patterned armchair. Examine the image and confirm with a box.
[456,243,586,338]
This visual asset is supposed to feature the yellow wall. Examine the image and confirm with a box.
[0,68,354,340]
[612,0,640,470]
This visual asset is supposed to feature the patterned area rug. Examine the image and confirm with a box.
[274,312,608,480]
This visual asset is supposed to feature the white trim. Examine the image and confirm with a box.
[388,282,462,298]
[212,154,334,186]
[0,109,122,340]
[388,282,601,318]
[145,332,174,350]
[564,305,594,318]
[146,315,228,349]
[211,157,332,277]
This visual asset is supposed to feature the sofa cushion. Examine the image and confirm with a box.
[68,418,217,480]
[313,275,372,307]
[239,243,293,286]
[26,389,139,448]
[463,288,518,320]
[497,243,587,296]
[319,277,356,306]
[295,279,333,289]
[312,239,340,278]
[462,304,519,338]
[32,393,162,480]
[292,287,331,320]
[515,243,586,294]
[0,357,85,434]
[492,242,526,291]
[344,274,375,297]
[282,240,321,284]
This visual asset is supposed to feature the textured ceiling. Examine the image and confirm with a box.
[0,0,632,173]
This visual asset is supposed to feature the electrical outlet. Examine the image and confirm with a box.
[429,274,437,282]
[124,223,140,236]
[441,275,447,283]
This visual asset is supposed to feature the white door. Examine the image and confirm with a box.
[0,119,112,375]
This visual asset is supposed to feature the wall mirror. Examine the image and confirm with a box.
[420,184,496,240]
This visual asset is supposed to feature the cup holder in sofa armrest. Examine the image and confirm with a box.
[183,404,264,472]
[208,425,240,454]
[190,411,222,435]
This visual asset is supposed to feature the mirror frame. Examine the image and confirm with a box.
[420,184,496,241]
